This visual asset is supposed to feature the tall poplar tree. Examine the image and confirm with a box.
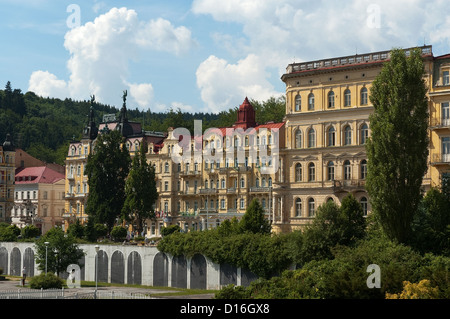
[366,48,429,244]
[122,140,158,235]
[85,129,131,233]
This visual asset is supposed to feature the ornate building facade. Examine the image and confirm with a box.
[63,45,450,236]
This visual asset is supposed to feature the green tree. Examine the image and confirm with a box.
[67,219,84,239]
[122,140,158,234]
[366,48,429,244]
[34,227,85,276]
[85,129,131,233]
[296,195,366,265]
[21,225,40,239]
[239,198,271,234]
[110,225,128,242]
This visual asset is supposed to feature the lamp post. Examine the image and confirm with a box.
[94,245,100,299]
[44,242,49,274]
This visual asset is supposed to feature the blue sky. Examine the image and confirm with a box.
[1,0,450,114]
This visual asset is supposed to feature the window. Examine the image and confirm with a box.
[295,163,302,182]
[360,160,368,179]
[164,162,169,173]
[328,91,335,108]
[240,178,245,188]
[360,197,368,216]
[164,181,169,191]
[442,102,450,126]
[295,94,301,111]
[443,70,450,86]
[443,137,450,162]
[308,198,315,217]
[221,199,225,209]
[327,161,335,181]
[344,160,351,180]
[240,198,245,209]
[308,128,316,148]
[256,178,260,188]
[360,123,369,145]
[164,201,169,212]
[308,93,315,110]
[360,87,368,105]
[295,198,302,217]
[344,125,352,145]
[327,126,335,146]
[344,89,351,107]
[221,178,226,189]
[308,163,315,181]
[295,129,302,149]
[268,177,272,187]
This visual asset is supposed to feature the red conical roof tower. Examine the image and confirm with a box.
[234,97,257,130]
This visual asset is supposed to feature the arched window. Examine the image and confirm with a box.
[328,90,335,108]
[308,128,316,148]
[295,163,302,182]
[327,126,335,146]
[360,197,368,216]
[256,178,260,188]
[164,162,169,173]
[205,179,209,189]
[360,123,369,145]
[360,87,368,105]
[344,89,351,107]
[268,177,272,187]
[308,93,315,110]
[308,163,315,181]
[344,125,352,145]
[308,198,315,217]
[360,159,368,179]
[240,178,245,188]
[221,178,225,189]
[344,160,351,180]
[327,161,335,181]
[295,94,301,111]
[295,129,302,149]
[295,198,302,217]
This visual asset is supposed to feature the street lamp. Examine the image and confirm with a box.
[94,245,100,299]
[44,242,49,274]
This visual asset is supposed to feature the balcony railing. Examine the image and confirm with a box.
[250,187,271,193]
[199,188,217,195]
[333,179,366,192]
[431,153,450,164]
[430,118,450,129]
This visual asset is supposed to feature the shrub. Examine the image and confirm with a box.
[110,226,127,242]
[215,284,251,299]
[21,225,40,239]
[385,280,440,299]
[29,273,64,289]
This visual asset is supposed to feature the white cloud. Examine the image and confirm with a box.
[28,70,68,98]
[196,54,281,113]
[128,82,154,110]
[28,7,195,111]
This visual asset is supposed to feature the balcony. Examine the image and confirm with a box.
[430,118,450,130]
[227,187,236,194]
[333,179,366,193]
[431,154,450,166]
[250,187,271,193]
[199,188,217,195]
[65,192,75,199]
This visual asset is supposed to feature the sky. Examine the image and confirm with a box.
[1,0,450,114]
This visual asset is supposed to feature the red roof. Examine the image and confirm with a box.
[15,166,65,184]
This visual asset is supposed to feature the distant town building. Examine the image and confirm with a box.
[11,166,65,233]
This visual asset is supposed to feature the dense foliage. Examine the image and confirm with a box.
[0,82,285,165]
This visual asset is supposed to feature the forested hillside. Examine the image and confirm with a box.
[0,81,285,165]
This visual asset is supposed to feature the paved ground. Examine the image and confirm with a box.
[0,277,215,299]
